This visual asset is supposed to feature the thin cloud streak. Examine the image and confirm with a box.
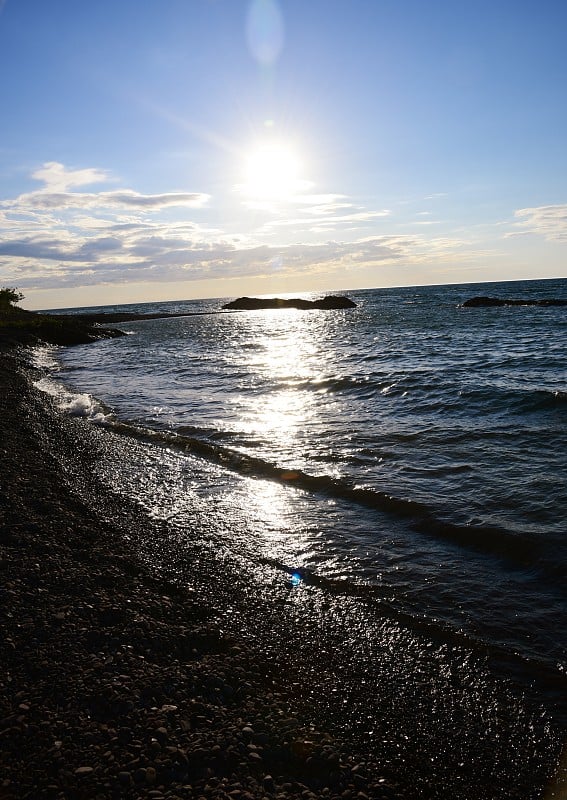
[3,189,210,211]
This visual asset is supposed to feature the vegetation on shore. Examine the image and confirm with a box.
[0,287,124,346]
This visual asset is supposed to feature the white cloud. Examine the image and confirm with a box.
[0,161,473,294]
[31,161,110,191]
[255,208,391,236]
[509,204,567,241]
[1,224,468,292]
[0,161,209,214]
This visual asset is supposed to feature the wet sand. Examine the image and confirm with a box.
[1,342,564,799]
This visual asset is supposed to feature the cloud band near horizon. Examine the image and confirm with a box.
[0,162,565,295]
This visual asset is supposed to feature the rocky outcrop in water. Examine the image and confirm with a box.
[463,296,567,308]
[223,295,357,311]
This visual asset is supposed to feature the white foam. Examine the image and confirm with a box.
[30,344,60,371]
[34,376,113,425]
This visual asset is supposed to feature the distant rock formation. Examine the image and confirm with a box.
[223,295,357,311]
[463,296,567,308]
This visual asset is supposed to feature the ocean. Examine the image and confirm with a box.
[35,277,566,794]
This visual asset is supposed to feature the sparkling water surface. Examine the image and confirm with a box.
[53,279,567,692]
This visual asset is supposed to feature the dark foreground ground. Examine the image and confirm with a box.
[1,336,566,800]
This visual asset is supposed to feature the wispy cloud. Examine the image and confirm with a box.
[1,226,470,291]
[31,162,110,191]
[508,204,567,241]
[256,208,391,236]
[6,189,210,211]
[0,161,473,293]
[2,162,209,212]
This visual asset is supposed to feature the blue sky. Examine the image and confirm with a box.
[0,0,565,309]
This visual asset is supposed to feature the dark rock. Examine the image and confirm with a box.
[462,295,567,307]
[118,770,132,786]
[263,774,275,791]
[222,295,356,311]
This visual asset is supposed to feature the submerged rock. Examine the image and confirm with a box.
[223,295,357,311]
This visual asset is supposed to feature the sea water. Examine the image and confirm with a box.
[49,279,566,723]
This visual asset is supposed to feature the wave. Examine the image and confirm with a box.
[34,376,114,425]
[458,384,567,415]
[274,374,567,417]
[527,388,567,411]
[279,374,390,396]
[78,414,564,586]
[29,344,60,371]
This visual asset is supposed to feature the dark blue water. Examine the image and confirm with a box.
[46,279,566,716]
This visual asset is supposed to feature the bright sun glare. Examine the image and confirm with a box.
[242,141,308,202]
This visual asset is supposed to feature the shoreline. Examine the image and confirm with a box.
[1,343,565,799]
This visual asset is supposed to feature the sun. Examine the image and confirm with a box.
[241,141,308,203]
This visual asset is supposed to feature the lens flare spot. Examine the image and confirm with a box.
[246,0,285,66]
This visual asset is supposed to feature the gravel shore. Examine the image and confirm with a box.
[1,343,564,799]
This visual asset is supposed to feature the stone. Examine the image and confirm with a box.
[146,766,157,784]
[263,774,275,791]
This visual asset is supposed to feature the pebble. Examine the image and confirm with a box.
[118,771,132,786]
[146,766,157,784]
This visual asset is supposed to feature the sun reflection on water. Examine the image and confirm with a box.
[237,309,324,455]
[248,478,290,538]
[227,309,348,576]
[240,477,315,590]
